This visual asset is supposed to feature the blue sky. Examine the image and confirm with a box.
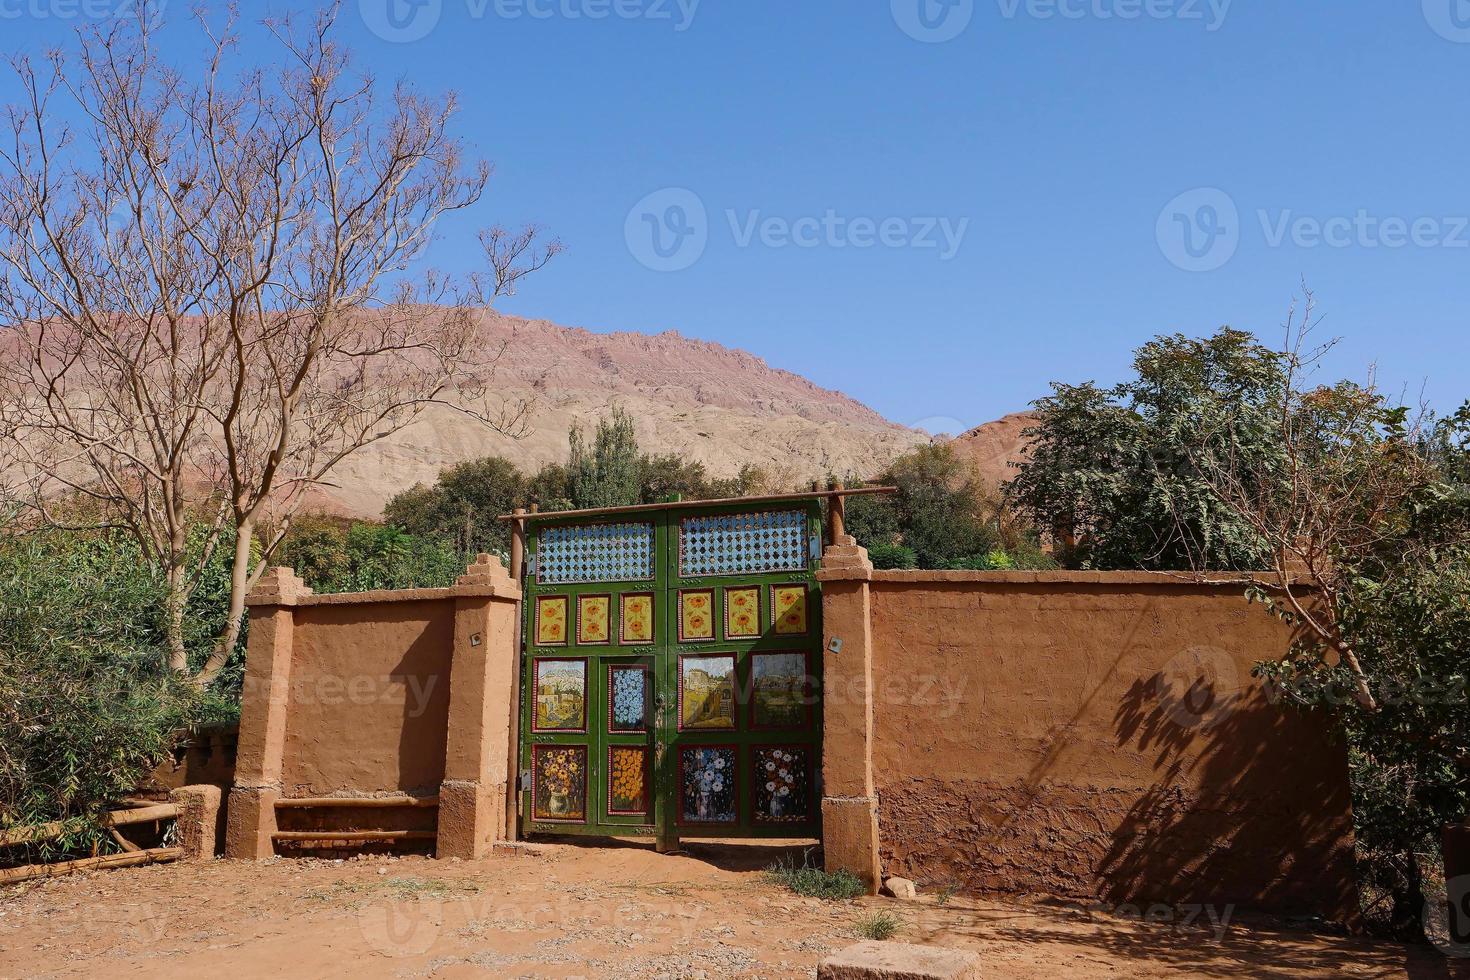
[5,1,1468,433]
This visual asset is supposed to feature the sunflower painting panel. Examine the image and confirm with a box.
[678,589,716,642]
[620,593,655,645]
[724,587,761,639]
[577,594,611,645]
[771,585,809,636]
[535,595,569,646]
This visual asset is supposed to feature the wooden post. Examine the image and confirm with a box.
[828,480,846,543]
[510,507,527,582]
[505,504,536,842]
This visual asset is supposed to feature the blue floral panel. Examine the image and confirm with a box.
[678,510,809,578]
[680,746,737,823]
[609,666,648,733]
[538,522,655,584]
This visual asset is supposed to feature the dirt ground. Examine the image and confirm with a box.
[0,838,1452,979]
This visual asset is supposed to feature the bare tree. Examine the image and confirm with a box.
[1197,289,1437,711]
[0,4,559,686]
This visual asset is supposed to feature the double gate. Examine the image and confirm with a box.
[517,499,824,847]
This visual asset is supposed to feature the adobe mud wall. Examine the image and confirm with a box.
[282,598,454,796]
[819,546,1357,919]
[224,556,521,861]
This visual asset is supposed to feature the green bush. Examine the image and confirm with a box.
[277,518,466,594]
[0,533,199,863]
[867,542,918,570]
[950,550,1016,571]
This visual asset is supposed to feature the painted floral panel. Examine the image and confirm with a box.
[577,594,611,645]
[754,746,810,823]
[534,658,586,731]
[620,593,655,644]
[680,655,735,730]
[772,585,809,635]
[533,745,586,822]
[609,665,649,733]
[679,590,715,642]
[724,587,761,638]
[608,746,649,816]
[535,595,569,646]
[681,746,736,823]
[751,652,807,728]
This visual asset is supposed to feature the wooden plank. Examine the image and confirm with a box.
[0,803,179,847]
[105,804,179,827]
[274,796,439,809]
[0,847,182,885]
[496,486,897,522]
[270,830,437,841]
[108,829,142,853]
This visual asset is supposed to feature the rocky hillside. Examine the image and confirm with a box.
[319,314,929,516]
[948,412,1036,489]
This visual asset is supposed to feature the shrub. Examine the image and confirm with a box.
[854,910,903,940]
[867,542,918,570]
[950,550,1015,571]
[765,857,866,900]
[277,519,465,594]
[0,533,199,863]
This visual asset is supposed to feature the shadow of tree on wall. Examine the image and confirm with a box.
[1099,664,1356,919]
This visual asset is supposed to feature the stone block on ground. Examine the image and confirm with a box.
[882,876,918,900]
[169,784,223,860]
[818,940,980,980]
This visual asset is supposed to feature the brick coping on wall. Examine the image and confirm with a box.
[818,567,1297,587]
[244,584,521,608]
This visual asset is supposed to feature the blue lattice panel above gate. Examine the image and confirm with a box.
[537,522,655,584]
[678,510,808,578]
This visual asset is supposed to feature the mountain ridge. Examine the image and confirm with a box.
[317,313,929,516]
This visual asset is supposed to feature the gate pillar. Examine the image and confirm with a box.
[225,568,311,859]
[439,555,523,859]
[815,537,881,894]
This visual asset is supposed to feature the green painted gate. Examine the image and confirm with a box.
[517,499,824,848]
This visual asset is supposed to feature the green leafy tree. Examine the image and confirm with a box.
[384,457,527,556]
[639,453,715,503]
[844,443,1047,569]
[527,463,574,513]
[1013,301,1470,934]
[1190,307,1470,933]
[569,408,642,509]
[1007,327,1285,570]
